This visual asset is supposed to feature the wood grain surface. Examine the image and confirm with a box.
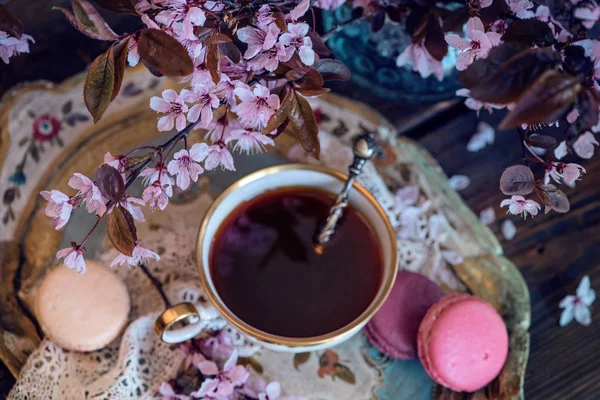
[0,1,598,399]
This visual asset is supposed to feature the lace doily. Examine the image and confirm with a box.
[9,104,470,400]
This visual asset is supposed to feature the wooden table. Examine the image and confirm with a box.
[1,2,598,399]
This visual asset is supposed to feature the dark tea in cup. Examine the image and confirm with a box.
[210,186,382,337]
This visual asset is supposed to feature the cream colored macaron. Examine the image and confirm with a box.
[36,259,130,352]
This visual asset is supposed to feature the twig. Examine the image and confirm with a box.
[139,263,172,308]
[321,15,366,41]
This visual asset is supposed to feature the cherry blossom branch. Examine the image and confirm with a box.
[139,263,172,308]
[321,14,365,41]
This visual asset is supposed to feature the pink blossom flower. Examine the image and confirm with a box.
[40,190,73,230]
[237,24,280,59]
[233,84,280,130]
[186,47,213,87]
[167,143,209,190]
[501,219,516,240]
[500,195,541,218]
[127,36,140,67]
[179,341,207,369]
[155,0,206,41]
[448,175,470,191]
[205,143,235,171]
[279,23,315,66]
[456,88,505,115]
[110,243,160,267]
[566,108,579,123]
[505,0,534,19]
[104,151,127,173]
[445,17,502,71]
[204,117,241,144]
[200,327,261,361]
[56,243,86,274]
[118,196,146,222]
[467,121,495,152]
[545,162,586,186]
[575,5,600,29]
[221,57,252,82]
[143,183,170,211]
[467,0,493,11]
[155,382,191,400]
[256,5,275,28]
[228,128,274,154]
[573,132,599,159]
[479,206,496,225]
[150,89,189,132]
[213,74,242,105]
[68,173,107,216]
[248,42,293,72]
[397,199,432,239]
[393,185,420,214]
[313,0,346,10]
[287,0,310,22]
[182,84,220,126]
[0,31,34,64]
[396,42,444,81]
[191,351,250,399]
[554,141,568,160]
[559,276,595,326]
[140,164,174,196]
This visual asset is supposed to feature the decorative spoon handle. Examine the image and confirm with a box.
[315,132,378,250]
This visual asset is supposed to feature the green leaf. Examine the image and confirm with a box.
[107,206,137,256]
[137,28,194,77]
[499,70,581,130]
[84,46,115,123]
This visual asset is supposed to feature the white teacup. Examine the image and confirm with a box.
[154,164,397,352]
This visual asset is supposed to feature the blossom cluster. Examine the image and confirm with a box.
[0,30,34,64]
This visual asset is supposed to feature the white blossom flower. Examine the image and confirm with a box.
[560,276,595,326]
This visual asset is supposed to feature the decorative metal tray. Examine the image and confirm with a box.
[0,67,529,399]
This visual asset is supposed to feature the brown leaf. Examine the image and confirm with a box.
[296,68,324,89]
[333,363,356,384]
[296,87,330,97]
[84,46,115,123]
[501,19,554,47]
[468,47,560,104]
[526,134,557,149]
[425,15,447,61]
[238,357,263,374]
[288,91,320,158]
[535,184,570,213]
[138,28,194,77]
[313,59,351,81]
[499,70,581,130]
[206,44,221,84]
[204,33,232,46]
[53,0,119,41]
[96,164,125,202]
[111,38,129,101]
[94,0,138,15]
[107,206,137,256]
[0,5,24,38]
[264,85,294,133]
[293,352,310,370]
[219,42,241,63]
[499,165,535,195]
[273,11,287,31]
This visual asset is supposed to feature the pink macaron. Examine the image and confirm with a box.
[365,271,444,359]
[417,294,509,392]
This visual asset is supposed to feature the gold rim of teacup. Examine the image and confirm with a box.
[195,163,398,348]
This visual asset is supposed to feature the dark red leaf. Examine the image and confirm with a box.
[424,15,447,61]
[219,42,241,63]
[94,0,138,15]
[84,46,115,123]
[0,5,24,39]
[459,43,529,89]
[478,0,508,26]
[385,5,406,23]
[273,11,287,31]
[313,59,351,81]
[405,8,427,37]
[372,11,386,33]
[468,47,560,104]
[96,164,125,202]
[562,45,594,77]
[499,165,535,195]
[441,6,468,33]
[204,33,232,46]
[107,206,137,256]
[308,31,331,57]
[526,134,557,149]
[137,28,194,77]
[141,58,163,77]
[535,184,570,213]
[410,11,429,43]
[501,19,554,47]
[288,91,320,158]
[111,38,129,101]
[499,70,581,130]
[296,87,330,97]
